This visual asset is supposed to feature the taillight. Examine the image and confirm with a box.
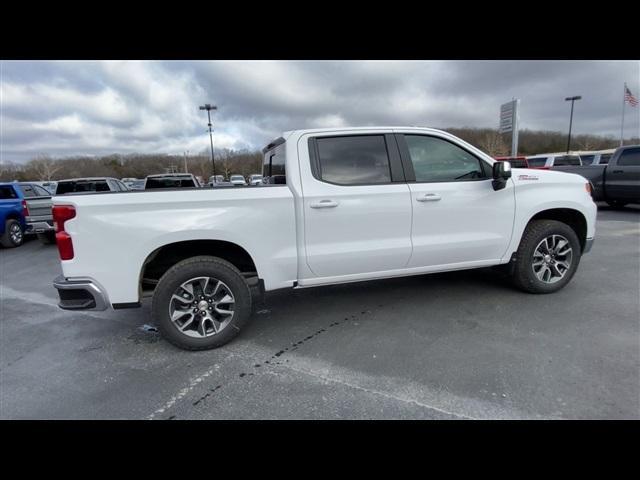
[52,205,76,260]
[21,200,29,217]
[585,182,593,196]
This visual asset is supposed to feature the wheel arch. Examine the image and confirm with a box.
[140,239,259,294]
[528,208,588,252]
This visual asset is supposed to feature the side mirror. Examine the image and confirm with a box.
[492,161,512,191]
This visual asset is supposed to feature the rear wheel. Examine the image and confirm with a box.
[511,220,582,294]
[1,219,24,248]
[152,256,252,350]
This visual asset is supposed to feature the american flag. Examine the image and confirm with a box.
[625,85,638,107]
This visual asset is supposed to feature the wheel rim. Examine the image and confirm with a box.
[10,223,22,244]
[168,276,235,338]
[532,234,573,284]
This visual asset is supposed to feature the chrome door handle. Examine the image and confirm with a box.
[310,200,339,208]
[416,193,441,202]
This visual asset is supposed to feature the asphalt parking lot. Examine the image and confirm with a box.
[1,204,638,419]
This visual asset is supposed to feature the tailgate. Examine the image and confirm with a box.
[25,196,53,220]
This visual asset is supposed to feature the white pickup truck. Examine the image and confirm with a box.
[52,127,597,350]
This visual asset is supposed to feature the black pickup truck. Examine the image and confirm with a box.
[554,145,640,207]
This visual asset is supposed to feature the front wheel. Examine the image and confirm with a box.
[511,220,582,294]
[152,256,253,350]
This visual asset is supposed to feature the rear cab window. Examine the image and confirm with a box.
[580,155,595,166]
[19,184,36,197]
[262,138,287,185]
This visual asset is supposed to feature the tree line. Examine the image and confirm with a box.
[1,128,638,182]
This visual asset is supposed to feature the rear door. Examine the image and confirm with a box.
[302,133,412,277]
[397,132,515,268]
[606,147,640,201]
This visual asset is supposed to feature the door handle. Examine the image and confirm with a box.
[310,199,339,208]
[416,193,441,202]
[611,170,624,174]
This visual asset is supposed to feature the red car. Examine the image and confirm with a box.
[494,156,529,168]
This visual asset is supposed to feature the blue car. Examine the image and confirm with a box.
[0,182,54,248]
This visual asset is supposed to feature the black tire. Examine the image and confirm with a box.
[152,255,252,350]
[0,219,24,248]
[606,200,628,209]
[37,231,56,245]
[511,220,582,294]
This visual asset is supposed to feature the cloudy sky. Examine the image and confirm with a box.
[1,60,638,162]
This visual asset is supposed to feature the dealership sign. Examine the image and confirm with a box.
[499,98,520,155]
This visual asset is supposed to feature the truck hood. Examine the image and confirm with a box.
[511,167,587,186]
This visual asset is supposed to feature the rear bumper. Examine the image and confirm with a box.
[53,275,109,311]
[26,219,54,233]
[583,237,594,254]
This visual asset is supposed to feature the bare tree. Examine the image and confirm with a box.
[28,155,63,181]
[478,130,510,157]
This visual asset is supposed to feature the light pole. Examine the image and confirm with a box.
[199,104,217,179]
[184,150,189,173]
[565,96,582,153]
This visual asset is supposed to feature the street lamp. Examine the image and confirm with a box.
[565,96,582,153]
[199,104,217,178]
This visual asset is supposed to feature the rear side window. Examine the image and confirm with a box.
[314,135,391,185]
[0,186,18,199]
[528,157,548,167]
[580,155,595,166]
[145,177,196,189]
[617,148,640,166]
[405,135,487,182]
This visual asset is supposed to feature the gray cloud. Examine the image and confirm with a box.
[1,60,638,162]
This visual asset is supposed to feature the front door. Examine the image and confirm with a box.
[397,133,515,268]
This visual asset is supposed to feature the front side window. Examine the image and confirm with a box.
[617,148,640,166]
[405,135,487,182]
[315,135,391,185]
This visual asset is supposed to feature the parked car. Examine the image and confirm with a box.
[208,175,233,187]
[144,173,201,189]
[229,175,248,186]
[553,145,640,207]
[56,177,129,195]
[526,153,582,169]
[248,174,263,185]
[0,182,54,247]
[494,156,529,168]
[574,149,616,166]
[51,126,596,351]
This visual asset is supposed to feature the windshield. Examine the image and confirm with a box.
[527,157,548,167]
[145,177,196,189]
[230,176,244,181]
[56,181,110,194]
[553,156,581,166]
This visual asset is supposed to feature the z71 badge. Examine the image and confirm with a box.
[518,174,539,181]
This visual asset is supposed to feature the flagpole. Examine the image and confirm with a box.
[620,82,626,147]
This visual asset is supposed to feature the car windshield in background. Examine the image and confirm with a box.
[527,158,548,167]
[145,177,196,189]
[508,159,528,168]
[553,156,581,166]
[580,155,595,165]
[56,181,110,194]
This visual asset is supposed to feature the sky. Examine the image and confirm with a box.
[1,60,639,163]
